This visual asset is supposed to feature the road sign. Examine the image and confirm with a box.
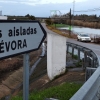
[0,20,46,59]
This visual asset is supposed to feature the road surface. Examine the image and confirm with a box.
[42,23,100,59]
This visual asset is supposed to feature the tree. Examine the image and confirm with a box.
[45,19,52,25]
[25,14,30,17]
[29,15,35,20]
[25,14,35,20]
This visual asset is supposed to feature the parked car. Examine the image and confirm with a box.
[77,34,91,42]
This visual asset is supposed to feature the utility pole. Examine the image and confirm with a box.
[69,8,71,36]
[54,10,57,28]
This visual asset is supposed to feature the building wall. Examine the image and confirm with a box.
[0,16,8,20]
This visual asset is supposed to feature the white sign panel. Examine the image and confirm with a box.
[0,20,46,59]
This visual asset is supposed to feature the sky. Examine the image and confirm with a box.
[0,0,100,17]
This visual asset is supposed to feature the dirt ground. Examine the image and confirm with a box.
[11,55,85,97]
[29,69,85,92]
[0,49,42,99]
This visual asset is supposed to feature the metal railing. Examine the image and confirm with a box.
[67,42,99,68]
[66,42,100,100]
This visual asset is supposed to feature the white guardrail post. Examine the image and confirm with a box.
[47,32,67,80]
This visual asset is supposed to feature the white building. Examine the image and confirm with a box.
[0,11,8,20]
[0,16,8,20]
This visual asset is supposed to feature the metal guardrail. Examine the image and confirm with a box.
[66,42,100,100]
[67,42,99,81]
[67,42,99,68]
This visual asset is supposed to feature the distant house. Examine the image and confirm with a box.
[0,16,8,20]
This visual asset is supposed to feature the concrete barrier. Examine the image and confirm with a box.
[47,32,67,80]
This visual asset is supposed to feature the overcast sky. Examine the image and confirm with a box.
[0,0,100,17]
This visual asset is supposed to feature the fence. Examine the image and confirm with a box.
[66,42,100,100]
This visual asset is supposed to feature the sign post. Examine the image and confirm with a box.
[23,53,29,100]
[0,20,46,100]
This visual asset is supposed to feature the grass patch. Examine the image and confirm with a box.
[51,24,68,28]
[75,62,82,67]
[67,53,82,67]
[11,82,82,100]
[68,53,78,60]
[72,55,78,60]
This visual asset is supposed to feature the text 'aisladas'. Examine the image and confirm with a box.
[8,27,37,37]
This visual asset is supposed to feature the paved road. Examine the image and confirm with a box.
[68,38,100,57]
[68,38,100,63]
[42,23,100,59]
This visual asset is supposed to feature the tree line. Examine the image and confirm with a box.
[46,13,100,29]
[8,14,35,20]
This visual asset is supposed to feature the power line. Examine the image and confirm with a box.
[72,7,100,12]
